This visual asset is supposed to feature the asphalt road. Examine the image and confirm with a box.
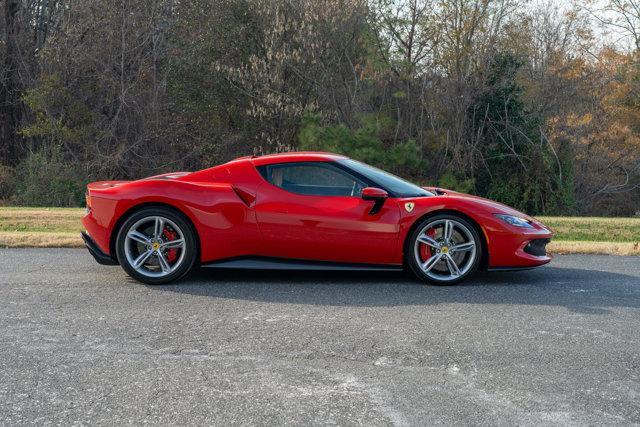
[0,249,639,425]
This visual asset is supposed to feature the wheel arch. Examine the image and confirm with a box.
[402,209,489,271]
[109,202,201,263]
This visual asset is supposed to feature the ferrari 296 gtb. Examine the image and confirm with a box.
[81,152,553,285]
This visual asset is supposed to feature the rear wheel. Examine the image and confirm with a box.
[406,214,482,285]
[116,207,197,285]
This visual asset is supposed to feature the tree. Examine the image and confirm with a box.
[0,0,61,166]
[1,0,24,166]
[0,0,637,213]
[472,53,573,213]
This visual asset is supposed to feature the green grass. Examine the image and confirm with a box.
[537,216,640,243]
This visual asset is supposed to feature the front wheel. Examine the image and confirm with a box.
[406,214,482,285]
[116,207,197,285]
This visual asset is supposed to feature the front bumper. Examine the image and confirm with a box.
[81,232,118,265]
[487,226,553,269]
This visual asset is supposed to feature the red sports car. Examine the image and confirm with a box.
[81,152,553,285]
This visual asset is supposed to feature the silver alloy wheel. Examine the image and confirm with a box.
[413,218,477,282]
[123,216,186,278]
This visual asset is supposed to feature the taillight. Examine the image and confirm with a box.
[85,191,92,214]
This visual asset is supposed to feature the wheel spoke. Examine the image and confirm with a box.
[157,252,171,273]
[417,234,440,248]
[421,254,442,272]
[132,250,153,269]
[128,230,150,245]
[161,238,184,249]
[451,241,475,252]
[154,217,165,239]
[444,254,461,276]
[443,220,453,240]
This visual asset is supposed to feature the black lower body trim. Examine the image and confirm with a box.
[81,232,118,265]
[486,262,550,272]
[524,238,551,257]
[202,256,403,272]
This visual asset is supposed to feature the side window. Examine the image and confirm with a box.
[258,162,366,196]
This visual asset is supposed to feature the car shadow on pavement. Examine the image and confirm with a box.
[150,265,640,313]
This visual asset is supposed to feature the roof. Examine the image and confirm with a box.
[245,151,347,166]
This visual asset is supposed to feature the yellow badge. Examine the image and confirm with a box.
[404,202,415,212]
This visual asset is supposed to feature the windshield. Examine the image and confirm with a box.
[339,159,433,197]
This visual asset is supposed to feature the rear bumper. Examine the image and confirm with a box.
[81,232,118,265]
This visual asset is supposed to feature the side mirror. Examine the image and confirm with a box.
[362,187,388,200]
[361,187,388,215]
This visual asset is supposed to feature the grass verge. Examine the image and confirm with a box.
[0,208,638,255]
[0,207,85,248]
[548,241,639,256]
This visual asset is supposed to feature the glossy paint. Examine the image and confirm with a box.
[82,152,553,269]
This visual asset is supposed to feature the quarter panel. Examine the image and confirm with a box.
[86,179,261,263]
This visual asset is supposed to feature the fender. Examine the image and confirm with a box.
[395,194,552,268]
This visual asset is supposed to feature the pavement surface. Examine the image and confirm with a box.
[0,249,639,425]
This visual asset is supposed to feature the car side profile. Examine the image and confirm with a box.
[81,152,553,285]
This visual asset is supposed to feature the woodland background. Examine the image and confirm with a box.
[0,0,639,215]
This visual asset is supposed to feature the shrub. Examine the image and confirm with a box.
[437,173,475,194]
[298,112,426,176]
[0,164,15,202]
[12,145,85,207]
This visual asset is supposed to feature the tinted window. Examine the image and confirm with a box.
[338,159,432,197]
[258,162,366,196]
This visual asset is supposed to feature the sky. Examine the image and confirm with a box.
[536,0,635,49]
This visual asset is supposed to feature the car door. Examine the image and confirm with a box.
[253,161,401,265]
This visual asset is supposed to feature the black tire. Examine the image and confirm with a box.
[115,207,197,285]
[405,213,482,285]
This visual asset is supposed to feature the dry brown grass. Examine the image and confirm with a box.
[548,241,640,256]
[0,231,82,248]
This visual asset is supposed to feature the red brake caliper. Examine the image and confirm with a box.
[419,228,437,262]
[162,228,179,263]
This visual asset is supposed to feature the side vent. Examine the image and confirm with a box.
[232,186,256,207]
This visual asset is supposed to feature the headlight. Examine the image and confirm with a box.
[495,214,534,228]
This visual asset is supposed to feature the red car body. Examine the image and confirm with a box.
[82,152,552,272]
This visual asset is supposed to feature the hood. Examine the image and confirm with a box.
[422,186,534,219]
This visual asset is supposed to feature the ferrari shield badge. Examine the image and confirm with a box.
[404,202,415,212]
